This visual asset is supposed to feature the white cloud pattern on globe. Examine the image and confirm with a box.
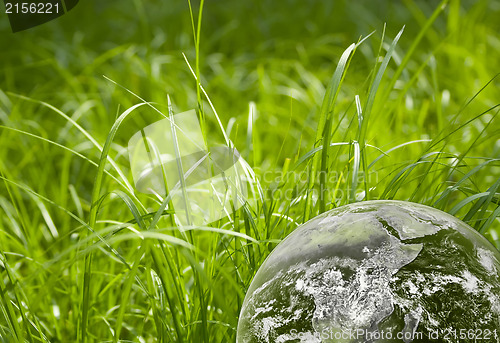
[237,201,500,343]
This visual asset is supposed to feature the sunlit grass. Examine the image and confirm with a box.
[0,0,499,341]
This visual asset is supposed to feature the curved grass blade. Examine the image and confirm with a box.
[5,93,135,194]
[449,192,491,216]
[379,0,448,107]
[359,26,404,147]
[82,102,149,343]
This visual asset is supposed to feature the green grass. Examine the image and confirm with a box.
[1,0,499,341]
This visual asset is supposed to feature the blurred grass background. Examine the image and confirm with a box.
[0,0,499,341]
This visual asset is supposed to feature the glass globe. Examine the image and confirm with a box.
[237,200,500,343]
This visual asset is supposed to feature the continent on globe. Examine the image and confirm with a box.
[237,200,500,343]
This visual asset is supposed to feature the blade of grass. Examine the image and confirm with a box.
[5,93,135,194]
[449,192,491,215]
[379,0,448,106]
[359,26,405,147]
[82,102,149,343]
[0,254,22,342]
[350,141,361,203]
[309,42,357,216]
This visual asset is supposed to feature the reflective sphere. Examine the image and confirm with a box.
[237,200,500,343]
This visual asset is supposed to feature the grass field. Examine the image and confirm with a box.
[1,0,499,341]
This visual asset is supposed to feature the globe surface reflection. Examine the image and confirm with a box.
[237,200,500,343]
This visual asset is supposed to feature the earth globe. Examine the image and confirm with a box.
[237,200,500,343]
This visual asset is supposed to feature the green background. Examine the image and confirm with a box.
[0,0,499,341]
